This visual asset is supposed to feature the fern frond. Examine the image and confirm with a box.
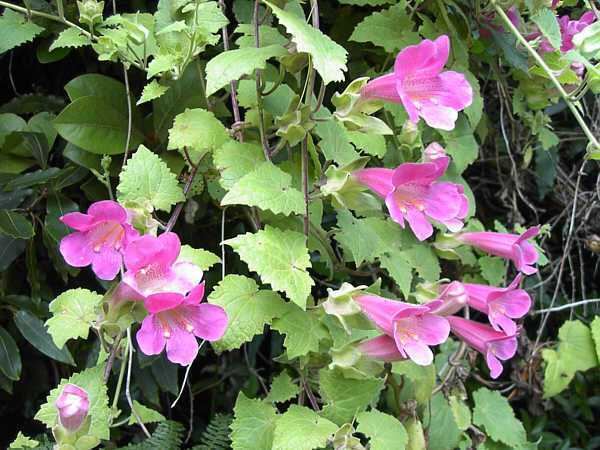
[118,420,185,450]
[191,413,233,450]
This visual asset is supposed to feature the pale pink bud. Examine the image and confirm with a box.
[55,384,90,432]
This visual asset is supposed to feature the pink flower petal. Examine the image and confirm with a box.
[124,235,164,272]
[361,73,402,102]
[91,247,122,280]
[60,232,93,268]
[425,182,464,221]
[391,162,439,187]
[405,207,434,241]
[355,294,412,335]
[60,212,94,231]
[490,314,517,336]
[164,262,203,295]
[358,335,405,361]
[87,200,127,223]
[394,35,449,79]
[184,283,206,305]
[400,338,434,366]
[385,191,407,227]
[419,103,459,131]
[157,232,181,268]
[186,303,228,341]
[353,168,395,198]
[165,327,199,366]
[145,292,186,314]
[415,314,450,345]
[438,71,474,110]
[485,351,504,379]
[136,315,166,356]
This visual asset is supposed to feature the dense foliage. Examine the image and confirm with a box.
[1,0,600,449]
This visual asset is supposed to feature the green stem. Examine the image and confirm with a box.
[492,1,600,152]
[0,1,91,37]
[110,338,128,412]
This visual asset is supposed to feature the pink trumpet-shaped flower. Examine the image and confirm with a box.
[360,35,473,130]
[123,232,202,297]
[447,316,518,379]
[463,275,532,336]
[456,227,540,275]
[355,294,450,365]
[59,200,139,280]
[55,384,90,432]
[427,281,468,316]
[354,156,469,241]
[136,283,228,365]
[535,12,596,53]
[358,334,405,362]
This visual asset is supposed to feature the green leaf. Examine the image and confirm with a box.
[65,74,130,113]
[0,210,34,239]
[448,395,471,431]
[349,4,420,52]
[46,288,103,348]
[0,235,26,271]
[137,80,170,105]
[338,0,395,4]
[531,9,561,51]
[0,10,44,54]
[266,372,300,403]
[426,394,462,450]
[272,303,329,359]
[319,368,385,425]
[472,388,527,447]
[14,310,75,366]
[9,432,39,449]
[379,253,412,298]
[439,116,479,173]
[117,145,185,212]
[542,320,599,397]
[54,95,144,155]
[356,409,408,450]
[168,108,231,162]
[225,226,314,309]
[272,405,338,450]
[347,131,387,158]
[178,245,221,271]
[391,360,436,404]
[206,45,286,96]
[265,1,347,85]
[478,256,506,286]
[591,316,600,362]
[49,27,90,51]
[207,275,286,351]
[405,418,426,450]
[230,393,278,450]
[4,168,61,191]
[127,400,165,425]
[214,141,265,189]
[35,365,111,440]
[221,162,305,215]
[0,327,21,381]
[315,120,360,166]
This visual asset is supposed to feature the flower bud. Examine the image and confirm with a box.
[56,384,90,432]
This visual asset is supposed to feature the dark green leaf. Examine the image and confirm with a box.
[0,235,26,271]
[0,326,21,380]
[4,168,61,190]
[0,210,34,239]
[14,310,75,366]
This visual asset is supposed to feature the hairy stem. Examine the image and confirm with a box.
[0,1,91,37]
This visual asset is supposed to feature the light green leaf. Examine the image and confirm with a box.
[49,27,90,51]
[426,394,462,450]
[319,368,385,425]
[265,1,347,85]
[14,310,75,366]
[0,10,44,54]
[168,108,230,162]
[478,256,506,286]
[225,226,314,309]
[214,141,265,189]
[266,372,300,403]
[0,210,34,239]
[357,409,408,450]
[379,253,412,298]
[206,45,286,96]
[45,288,103,348]
[117,145,185,212]
[349,4,420,52]
[338,0,395,4]
[405,418,426,450]
[272,405,338,450]
[178,245,221,271]
[391,360,436,404]
[9,432,38,449]
[439,116,479,173]
[231,393,278,450]
[54,95,144,155]
[448,395,471,431]
[35,365,111,440]
[137,80,170,105]
[347,131,387,158]
[315,120,359,166]
[127,400,165,425]
[221,162,305,215]
[208,275,286,351]
[472,388,527,447]
[271,303,329,359]
[532,9,561,51]
[591,316,600,362]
